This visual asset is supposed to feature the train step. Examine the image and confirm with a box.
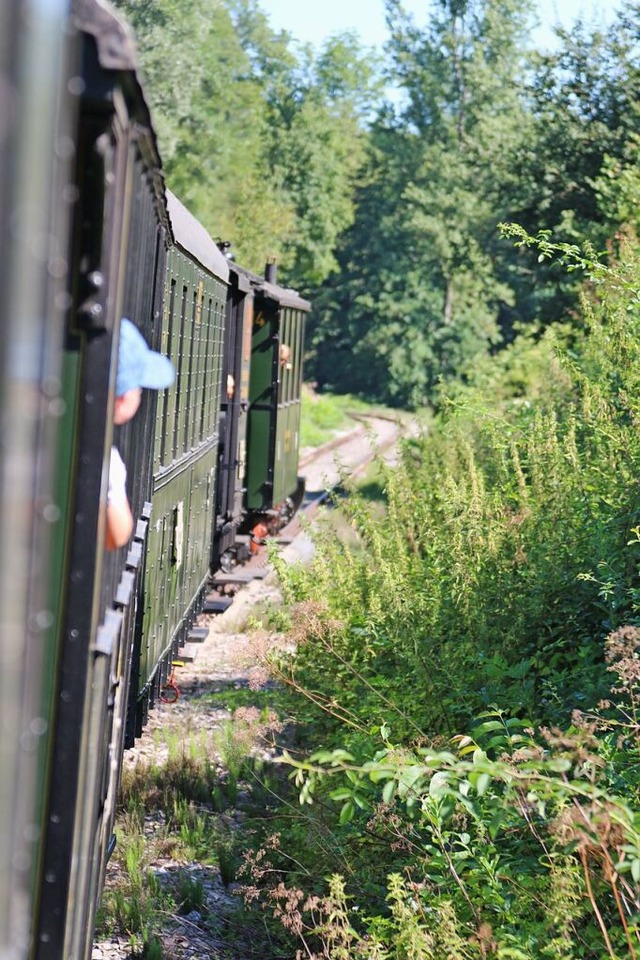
[188,627,209,642]
[203,596,234,614]
[211,568,268,585]
[177,642,200,663]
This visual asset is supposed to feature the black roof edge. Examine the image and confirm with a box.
[74,0,171,239]
[73,0,138,71]
[257,279,311,312]
[166,191,231,282]
[228,261,311,311]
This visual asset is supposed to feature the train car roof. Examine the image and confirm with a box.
[259,280,311,312]
[74,0,170,234]
[229,261,311,312]
[166,191,231,283]
[74,0,139,71]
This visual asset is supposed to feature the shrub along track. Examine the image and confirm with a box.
[92,414,410,960]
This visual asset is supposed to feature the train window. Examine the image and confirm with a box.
[289,309,296,403]
[211,293,224,437]
[191,280,204,448]
[289,310,296,403]
[173,284,188,460]
[289,310,297,402]
[160,278,176,467]
[184,287,197,451]
[281,309,288,404]
[201,296,213,440]
[206,295,216,439]
[283,309,294,403]
[216,293,225,415]
[295,310,304,398]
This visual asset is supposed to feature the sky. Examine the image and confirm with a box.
[257,0,623,51]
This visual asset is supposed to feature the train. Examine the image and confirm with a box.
[0,1,309,958]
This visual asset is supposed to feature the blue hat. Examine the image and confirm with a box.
[116,318,175,397]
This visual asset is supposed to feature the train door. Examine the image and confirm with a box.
[213,266,253,569]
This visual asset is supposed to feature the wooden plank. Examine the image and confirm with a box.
[177,643,199,663]
[203,596,234,614]
[211,568,268,585]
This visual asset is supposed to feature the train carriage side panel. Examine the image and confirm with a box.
[94,139,169,910]
[245,296,278,511]
[279,305,306,504]
[34,4,168,956]
[0,1,79,956]
[245,282,309,518]
[133,191,229,734]
[213,263,254,570]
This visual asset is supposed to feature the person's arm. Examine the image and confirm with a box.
[106,500,134,550]
[106,447,134,551]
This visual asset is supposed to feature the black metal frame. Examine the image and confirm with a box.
[213,266,252,569]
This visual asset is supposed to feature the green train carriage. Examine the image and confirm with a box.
[130,190,230,738]
[0,0,77,956]
[244,267,309,539]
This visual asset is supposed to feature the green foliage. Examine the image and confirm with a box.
[96,722,269,947]
[308,1,640,407]
[112,0,377,282]
[114,0,640,408]
[282,676,640,958]
[274,239,640,740]
[310,0,534,406]
[299,385,380,449]
[246,238,640,958]
[97,827,174,951]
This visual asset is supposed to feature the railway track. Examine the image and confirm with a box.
[170,413,404,670]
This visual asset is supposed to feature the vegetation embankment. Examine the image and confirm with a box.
[240,240,640,959]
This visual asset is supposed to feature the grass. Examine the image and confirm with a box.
[299,384,387,449]
[95,717,285,955]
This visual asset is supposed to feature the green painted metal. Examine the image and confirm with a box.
[246,301,277,509]
[140,248,226,696]
[246,300,306,511]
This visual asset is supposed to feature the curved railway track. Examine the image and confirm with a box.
[142,412,404,688]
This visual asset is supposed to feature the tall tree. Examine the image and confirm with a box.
[250,30,381,285]
[113,0,293,269]
[113,0,377,281]
[503,6,640,327]
[311,0,534,406]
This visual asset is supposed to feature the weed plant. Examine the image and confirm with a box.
[244,236,640,958]
[96,720,273,954]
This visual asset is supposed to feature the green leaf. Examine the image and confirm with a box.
[429,771,450,797]
[339,801,355,825]
[329,788,354,802]
[475,773,491,796]
[382,779,396,804]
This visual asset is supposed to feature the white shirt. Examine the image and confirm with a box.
[107,447,128,506]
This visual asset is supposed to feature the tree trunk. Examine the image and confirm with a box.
[443,278,454,326]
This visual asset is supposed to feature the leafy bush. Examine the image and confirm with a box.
[273,238,640,738]
[248,236,640,957]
